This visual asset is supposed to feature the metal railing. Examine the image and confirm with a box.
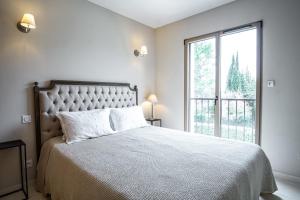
[190,98,256,143]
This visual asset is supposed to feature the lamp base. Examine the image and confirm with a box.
[134,50,140,57]
[151,103,154,119]
[17,22,30,33]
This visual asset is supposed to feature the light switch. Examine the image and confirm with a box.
[26,159,33,168]
[22,115,32,124]
[267,80,275,88]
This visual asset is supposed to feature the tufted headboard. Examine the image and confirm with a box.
[34,80,138,159]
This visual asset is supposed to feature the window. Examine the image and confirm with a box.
[184,22,262,144]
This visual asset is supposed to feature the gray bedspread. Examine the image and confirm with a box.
[37,126,277,200]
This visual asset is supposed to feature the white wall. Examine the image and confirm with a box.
[156,0,300,178]
[0,0,155,189]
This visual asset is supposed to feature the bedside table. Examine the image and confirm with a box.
[0,140,28,199]
[146,118,162,127]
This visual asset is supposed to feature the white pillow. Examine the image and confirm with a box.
[110,106,149,132]
[56,109,114,144]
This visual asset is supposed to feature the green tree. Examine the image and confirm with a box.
[241,67,256,99]
[226,52,256,99]
[192,41,215,127]
[226,53,242,94]
[225,53,256,127]
[193,41,214,98]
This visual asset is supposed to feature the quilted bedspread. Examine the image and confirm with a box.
[37,126,277,200]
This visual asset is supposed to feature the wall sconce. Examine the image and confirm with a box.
[134,45,148,57]
[17,13,36,33]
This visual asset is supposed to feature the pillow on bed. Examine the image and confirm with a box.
[56,109,114,144]
[110,106,149,132]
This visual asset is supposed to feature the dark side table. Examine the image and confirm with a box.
[146,118,162,127]
[0,140,28,199]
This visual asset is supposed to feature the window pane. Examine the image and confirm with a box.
[190,38,216,98]
[189,38,216,135]
[220,28,257,143]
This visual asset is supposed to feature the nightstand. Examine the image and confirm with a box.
[0,140,28,199]
[146,118,162,127]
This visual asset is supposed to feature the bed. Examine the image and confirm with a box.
[34,80,277,200]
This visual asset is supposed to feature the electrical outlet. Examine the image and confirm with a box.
[21,115,32,124]
[26,159,33,168]
[267,80,275,88]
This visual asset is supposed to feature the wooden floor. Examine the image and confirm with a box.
[1,177,299,200]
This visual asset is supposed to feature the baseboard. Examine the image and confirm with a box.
[274,171,300,183]
[0,179,35,196]
[0,183,21,196]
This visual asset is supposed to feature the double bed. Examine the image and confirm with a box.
[34,80,277,200]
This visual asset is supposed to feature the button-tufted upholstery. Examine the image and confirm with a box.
[38,84,137,145]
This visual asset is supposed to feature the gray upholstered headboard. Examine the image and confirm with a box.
[34,80,138,159]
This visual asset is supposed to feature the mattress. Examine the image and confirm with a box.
[37,126,277,200]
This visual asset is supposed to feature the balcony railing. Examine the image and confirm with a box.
[190,98,256,143]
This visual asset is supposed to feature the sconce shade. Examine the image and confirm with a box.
[147,94,158,104]
[20,13,36,29]
[140,45,148,56]
[134,45,148,57]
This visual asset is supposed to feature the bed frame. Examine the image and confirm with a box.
[34,80,138,159]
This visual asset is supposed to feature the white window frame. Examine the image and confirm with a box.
[184,21,263,145]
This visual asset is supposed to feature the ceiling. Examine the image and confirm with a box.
[88,0,236,28]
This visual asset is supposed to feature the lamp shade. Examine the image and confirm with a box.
[20,13,36,29]
[140,45,148,56]
[147,94,158,104]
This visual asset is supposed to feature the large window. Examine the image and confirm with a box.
[184,22,262,144]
